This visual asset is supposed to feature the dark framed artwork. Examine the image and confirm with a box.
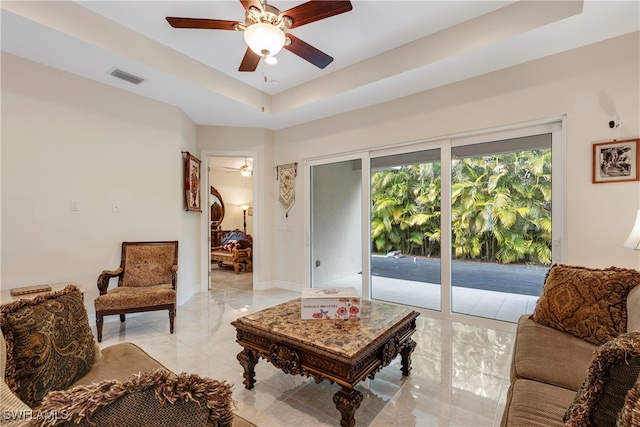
[185,152,202,212]
[593,139,639,184]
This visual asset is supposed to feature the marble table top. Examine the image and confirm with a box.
[235,298,415,358]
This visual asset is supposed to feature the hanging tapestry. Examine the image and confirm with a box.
[276,162,298,217]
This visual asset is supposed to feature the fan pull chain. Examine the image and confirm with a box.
[260,63,267,113]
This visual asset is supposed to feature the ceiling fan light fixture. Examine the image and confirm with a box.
[240,165,253,177]
[244,22,285,57]
[264,56,278,65]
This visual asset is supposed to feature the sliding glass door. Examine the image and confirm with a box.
[307,120,564,323]
[370,149,442,311]
[450,134,554,321]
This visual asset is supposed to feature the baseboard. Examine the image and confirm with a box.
[255,280,302,293]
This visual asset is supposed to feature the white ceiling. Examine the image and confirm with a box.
[1,1,638,130]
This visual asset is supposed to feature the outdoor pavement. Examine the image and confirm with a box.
[371,255,548,296]
[320,255,547,323]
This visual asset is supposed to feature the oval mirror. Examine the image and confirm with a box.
[210,186,225,229]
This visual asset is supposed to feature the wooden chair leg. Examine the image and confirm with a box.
[96,313,104,343]
[120,314,126,322]
[169,307,176,334]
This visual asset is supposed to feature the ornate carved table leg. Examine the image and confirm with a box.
[400,338,417,376]
[333,386,363,427]
[237,347,259,389]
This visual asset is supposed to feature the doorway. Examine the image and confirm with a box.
[208,156,254,290]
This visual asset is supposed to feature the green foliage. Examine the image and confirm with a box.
[370,149,552,264]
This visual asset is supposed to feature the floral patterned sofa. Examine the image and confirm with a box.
[211,229,252,274]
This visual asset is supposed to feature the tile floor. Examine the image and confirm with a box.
[93,269,516,427]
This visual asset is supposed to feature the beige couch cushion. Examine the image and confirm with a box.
[627,285,640,333]
[71,342,169,387]
[531,264,640,346]
[511,315,597,391]
[501,378,577,427]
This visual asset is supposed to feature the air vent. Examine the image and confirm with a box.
[109,68,145,85]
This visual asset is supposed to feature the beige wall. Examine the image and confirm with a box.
[1,53,201,322]
[272,32,640,290]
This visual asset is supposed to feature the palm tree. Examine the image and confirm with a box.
[371,148,552,265]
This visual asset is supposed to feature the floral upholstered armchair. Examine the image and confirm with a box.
[94,241,178,342]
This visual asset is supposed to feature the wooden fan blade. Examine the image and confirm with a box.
[240,0,263,13]
[284,34,333,69]
[239,48,261,72]
[166,17,239,30]
[281,1,353,29]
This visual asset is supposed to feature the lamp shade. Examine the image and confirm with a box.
[623,209,640,250]
[244,23,285,57]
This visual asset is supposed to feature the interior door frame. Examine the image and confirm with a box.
[200,149,258,291]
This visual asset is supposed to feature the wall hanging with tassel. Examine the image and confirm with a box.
[276,162,298,217]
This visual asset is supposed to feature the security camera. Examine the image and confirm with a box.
[609,120,622,129]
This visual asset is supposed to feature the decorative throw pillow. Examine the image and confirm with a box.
[617,382,640,426]
[564,331,640,427]
[0,285,99,407]
[28,370,234,427]
[531,264,640,345]
[236,239,252,249]
[224,240,240,252]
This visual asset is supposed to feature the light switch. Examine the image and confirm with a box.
[70,200,80,211]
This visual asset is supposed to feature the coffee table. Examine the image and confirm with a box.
[231,298,419,427]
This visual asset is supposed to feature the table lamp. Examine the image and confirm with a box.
[624,209,640,250]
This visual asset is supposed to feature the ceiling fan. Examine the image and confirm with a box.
[222,158,253,176]
[166,0,353,72]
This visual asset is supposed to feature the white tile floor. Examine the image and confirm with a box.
[93,269,517,427]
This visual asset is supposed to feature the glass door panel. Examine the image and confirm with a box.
[450,135,552,321]
[310,159,363,289]
[370,149,442,311]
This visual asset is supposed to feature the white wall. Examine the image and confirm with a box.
[1,53,201,322]
[272,32,640,290]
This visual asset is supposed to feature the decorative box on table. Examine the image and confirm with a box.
[301,287,361,319]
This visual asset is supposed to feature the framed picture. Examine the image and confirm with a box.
[185,152,202,212]
[593,139,639,184]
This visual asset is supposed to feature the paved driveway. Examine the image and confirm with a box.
[371,256,548,296]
